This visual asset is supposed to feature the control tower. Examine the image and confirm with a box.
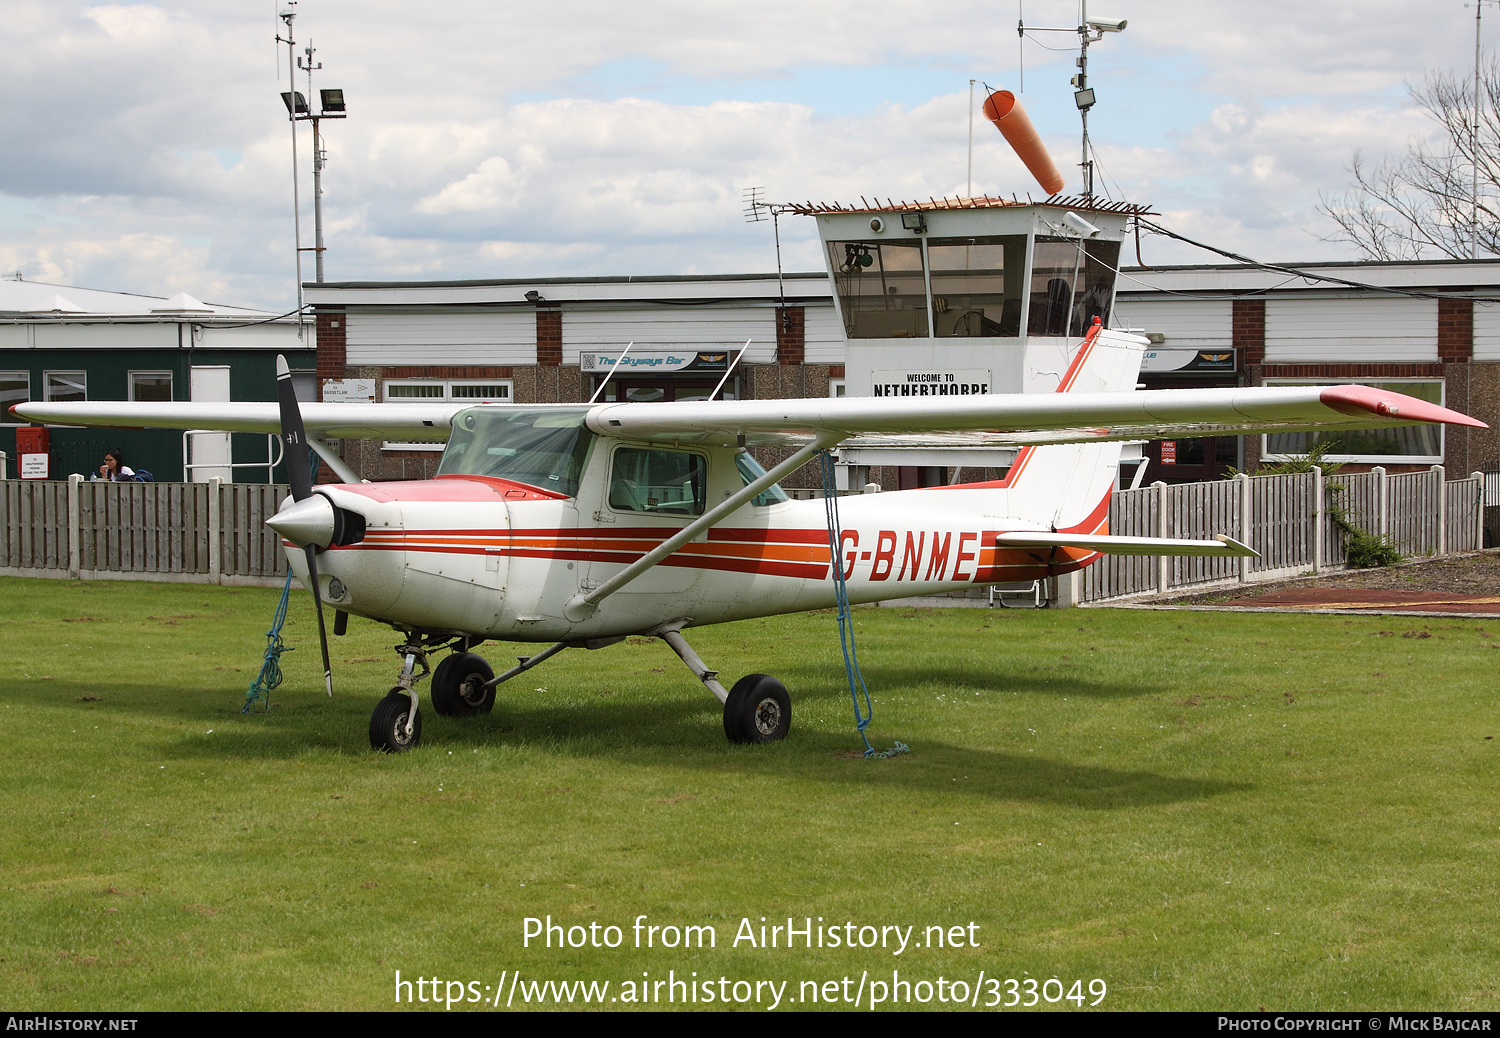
[786,192,1153,483]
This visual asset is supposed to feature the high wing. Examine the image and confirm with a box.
[10,383,1483,448]
[584,384,1484,446]
[9,401,458,442]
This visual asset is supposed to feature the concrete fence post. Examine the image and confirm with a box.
[1432,464,1446,555]
[1473,471,1486,551]
[208,477,223,585]
[1374,466,1388,539]
[1236,472,1252,583]
[1154,480,1169,595]
[67,473,82,579]
[1311,466,1324,574]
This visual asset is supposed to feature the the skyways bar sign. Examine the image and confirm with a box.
[873,369,992,398]
[580,351,731,374]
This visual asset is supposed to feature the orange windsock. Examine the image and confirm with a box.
[982,90,1065,196]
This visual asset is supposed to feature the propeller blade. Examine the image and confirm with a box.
[275,354,313,502]
[304,544,333,697]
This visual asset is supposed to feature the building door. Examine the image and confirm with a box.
[1145,436,1240,484]
[189,366,231,483]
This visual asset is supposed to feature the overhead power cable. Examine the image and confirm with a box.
[1136,219,1500,304]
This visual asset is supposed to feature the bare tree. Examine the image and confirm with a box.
[1320,63,1500,260]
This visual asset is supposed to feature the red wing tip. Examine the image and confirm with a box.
[1320,385,1487,429]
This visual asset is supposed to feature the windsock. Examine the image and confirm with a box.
[982,90,1065,196]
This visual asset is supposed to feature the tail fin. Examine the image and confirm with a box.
[913,321,1146,534]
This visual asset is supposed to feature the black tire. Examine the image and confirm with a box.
[723,674,791,744]
[429,655,459,717]
[370,688,422,753]
[430,652,495,717]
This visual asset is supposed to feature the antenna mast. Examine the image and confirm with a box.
[276,4,304,321]
[1016,2,1126,200]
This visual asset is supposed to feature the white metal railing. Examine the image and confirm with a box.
[180,430,285,484]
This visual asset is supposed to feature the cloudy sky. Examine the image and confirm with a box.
[0,1,1483,311]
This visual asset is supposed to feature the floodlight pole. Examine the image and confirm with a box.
[277,5,304,321]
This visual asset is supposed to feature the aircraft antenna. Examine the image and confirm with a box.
[710,338,751,401]
[588,341,633,404]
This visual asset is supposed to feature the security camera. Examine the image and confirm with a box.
[1086,16,1127,32]
[1062,211,1103,238]
[869,217,885,233]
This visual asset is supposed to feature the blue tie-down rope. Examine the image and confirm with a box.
[242,569,295,713]
[819,452,910,760]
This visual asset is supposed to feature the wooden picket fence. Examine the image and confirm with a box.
[1081,466,1484,603]
[0,467,1485,598]
[0,477,289,585]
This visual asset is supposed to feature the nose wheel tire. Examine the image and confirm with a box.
[370,688,422,752]
[430,653,495,717]
[723,674,791,744]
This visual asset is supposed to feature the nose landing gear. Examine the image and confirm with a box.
[369,634,493,753]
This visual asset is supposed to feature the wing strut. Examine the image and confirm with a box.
[563,434,840,622]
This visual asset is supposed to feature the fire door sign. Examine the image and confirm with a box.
[1161,441,1177,465]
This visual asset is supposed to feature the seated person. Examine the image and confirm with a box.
[98,448,136,482]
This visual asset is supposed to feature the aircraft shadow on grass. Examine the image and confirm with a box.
[39,677,1246,811]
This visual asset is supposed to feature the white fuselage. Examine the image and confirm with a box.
[289,436,1117,643]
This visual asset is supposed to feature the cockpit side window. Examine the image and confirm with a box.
[609,448,706,516]
[438,406,595,497]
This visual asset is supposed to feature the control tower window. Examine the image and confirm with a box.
[1029,238,1121,337]
[927,235,1027,337]
[827,239,929,338]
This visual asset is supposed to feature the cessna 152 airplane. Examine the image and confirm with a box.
[12,321,1485,752]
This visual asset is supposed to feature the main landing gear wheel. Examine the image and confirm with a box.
[723,674,791,744]
[430,653,496,717]
[370,688,422,753]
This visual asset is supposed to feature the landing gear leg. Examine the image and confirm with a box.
[656,625,791,745]
[370,644,429,753]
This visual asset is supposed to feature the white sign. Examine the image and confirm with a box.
[20,453,48,479]
[321,378,376,403]
[872,369,991,398]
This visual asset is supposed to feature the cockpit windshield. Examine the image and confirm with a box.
[438,406,595,497]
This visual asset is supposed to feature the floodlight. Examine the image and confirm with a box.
[320,89,346,114]
[1074,88,1096,110]
[1062,211,1103,238]
[525,290,543,303]
[1086,17,1126,32]
[280,91,309,116]
[900,212,928,234]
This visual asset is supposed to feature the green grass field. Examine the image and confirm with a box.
[3,575,1497,1012]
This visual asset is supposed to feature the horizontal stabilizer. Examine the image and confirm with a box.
[993,532,1259,558]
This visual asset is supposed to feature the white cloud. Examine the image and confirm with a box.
[0,0,1484,307]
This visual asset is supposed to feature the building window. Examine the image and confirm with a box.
[1262,379,1444,464]
[829,378,845,398]
[45,371,86,403]
[383,378,512,451]
[1,372,28,425]
[129,371,173,402]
